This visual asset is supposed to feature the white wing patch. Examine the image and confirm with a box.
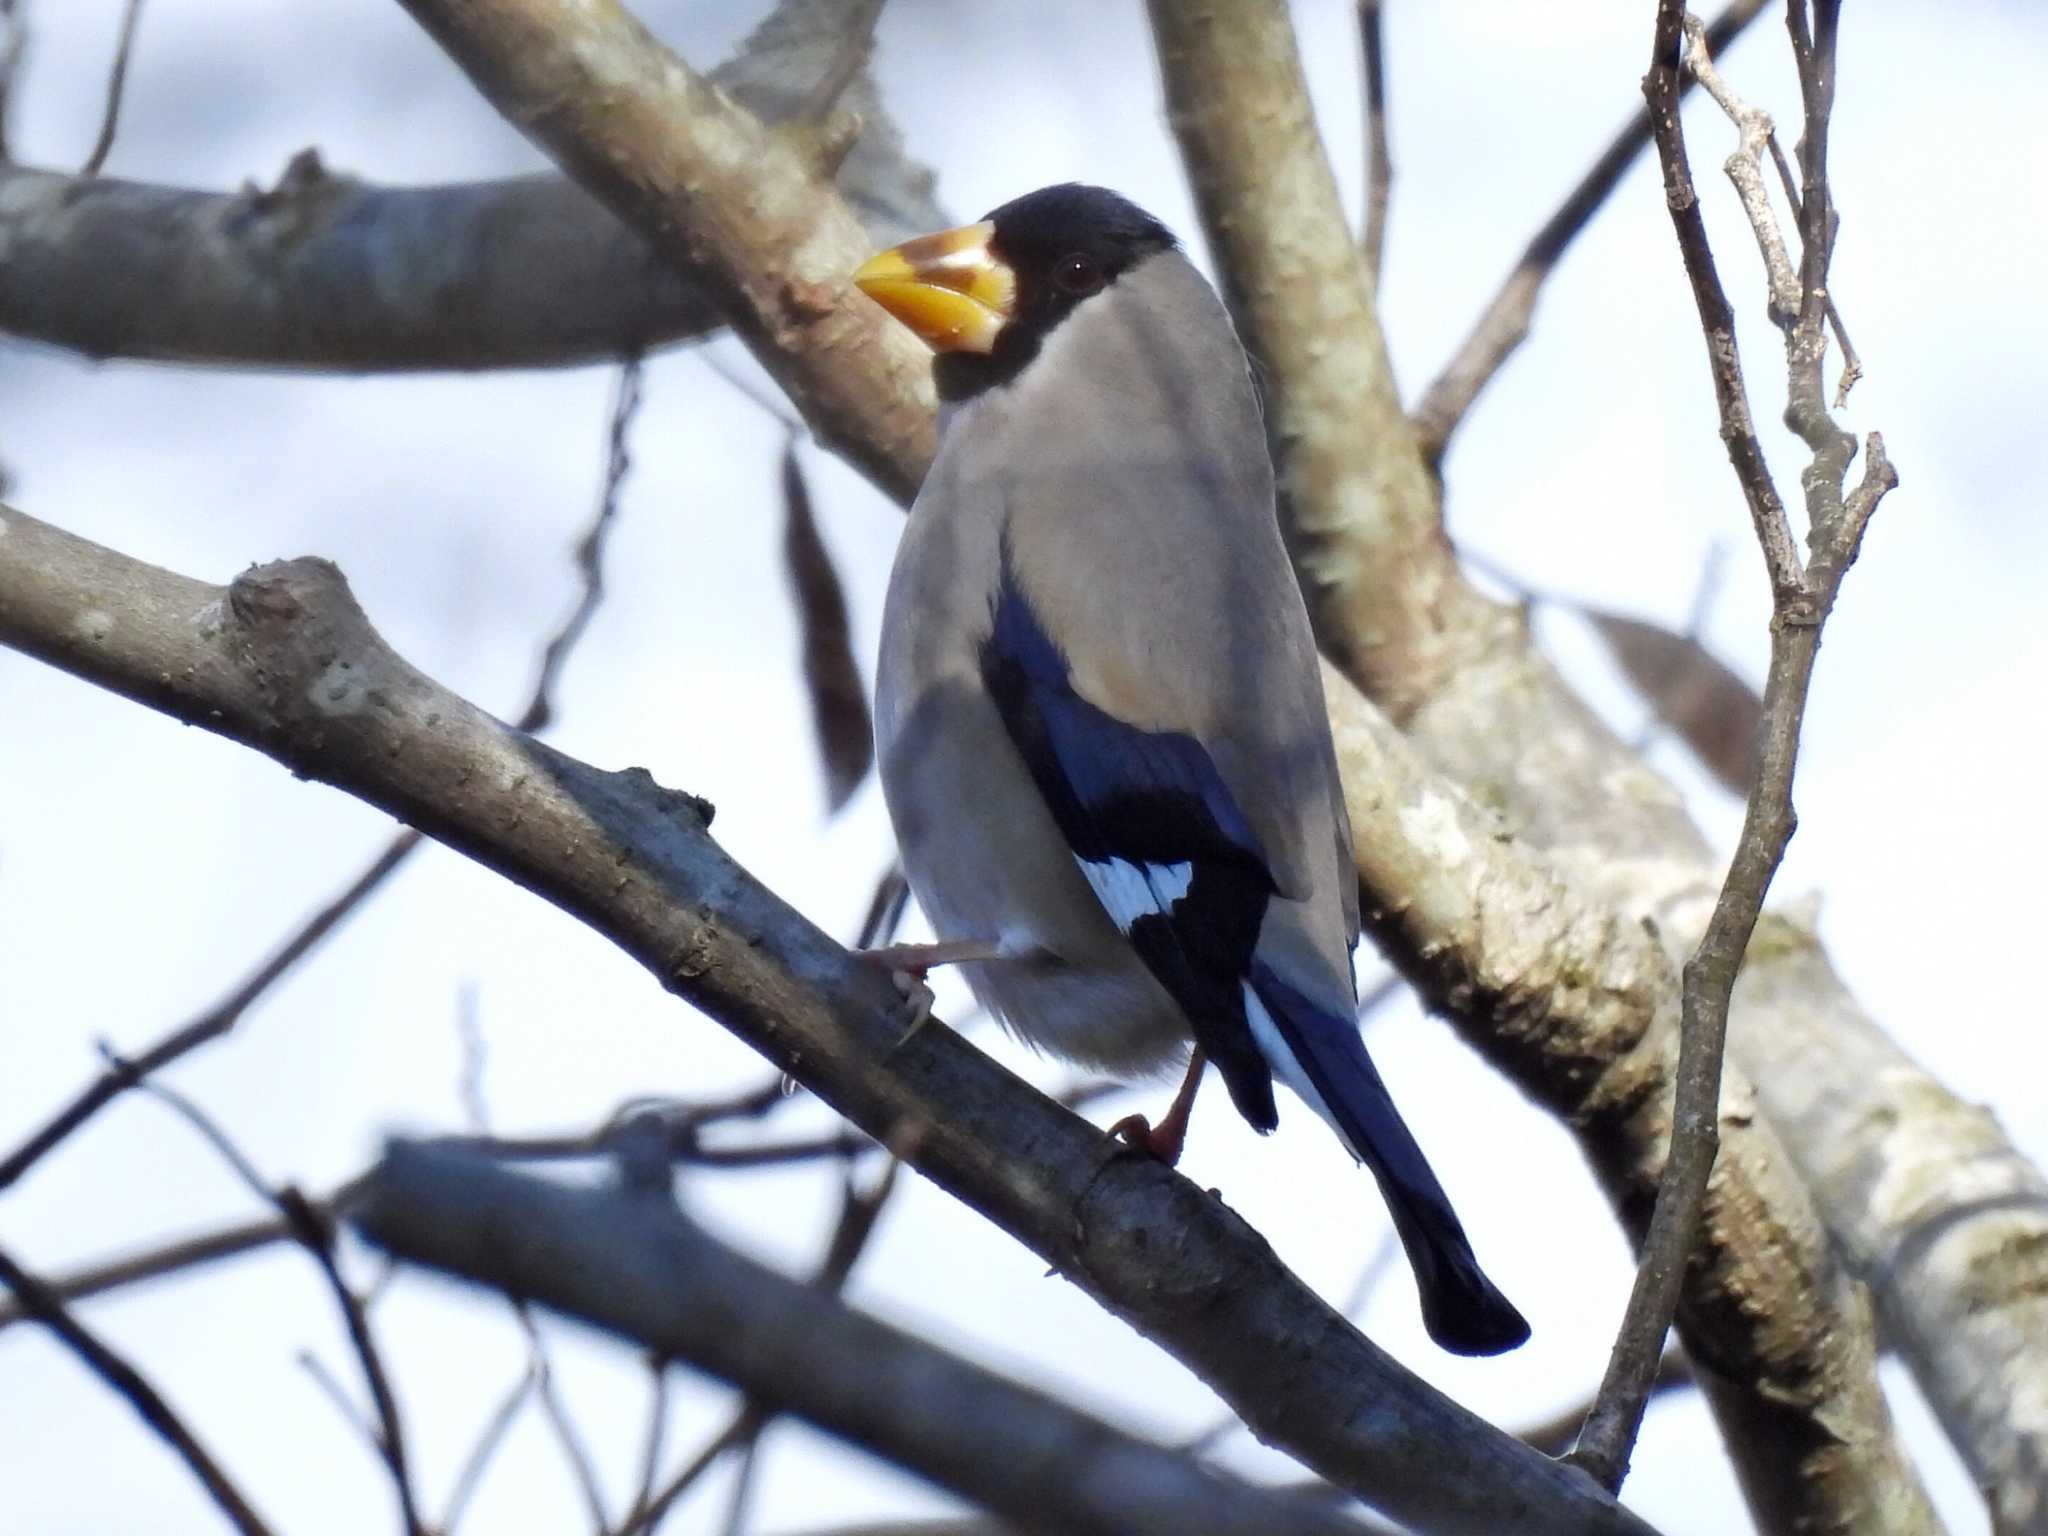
[1075,857,1193,935]
[1243,983,1360,1163]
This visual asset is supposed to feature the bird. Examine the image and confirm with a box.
[851,183,1528,1357]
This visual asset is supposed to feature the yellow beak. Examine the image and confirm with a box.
[852,221,1016,354]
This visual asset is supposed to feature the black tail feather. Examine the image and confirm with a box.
[1249,964,1529,1356]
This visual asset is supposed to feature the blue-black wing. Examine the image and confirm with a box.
[978,544,1281,1128]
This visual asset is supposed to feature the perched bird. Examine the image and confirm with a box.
[853,184,1528,1357]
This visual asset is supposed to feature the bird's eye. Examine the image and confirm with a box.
[1054,253,1104,296]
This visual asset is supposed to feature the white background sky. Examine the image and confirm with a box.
[2,3,2043,1533]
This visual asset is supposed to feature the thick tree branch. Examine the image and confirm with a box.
[0,506,1650,1536]
[1146,0,1508,719]
[391,0,936,501]
[1147,4,1929,1527]
[1728,927,2048,1533]
[0,162,709,370]
[1319,673,1937,1533]
[355,1141,1375,1536]
[0,356,638,1195]
[0,1,943,372]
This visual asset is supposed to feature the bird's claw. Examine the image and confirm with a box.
[1107,1111,1186,1167]
[889,968,937,1045]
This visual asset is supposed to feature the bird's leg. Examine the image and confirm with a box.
[856,938,1012,1042]
[1109,1049,1207,1166]
[861,938,1013,971]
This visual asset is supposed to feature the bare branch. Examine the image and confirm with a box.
[1356,0,1390,286]
[797,0,886,122]
[80,0,144,175]
[1147,0,1490,717]
[1571,0,1901,1501]
[440,1366,539,1534]
[517,1303,612,1534]
[0,831,419,1194]
[1410,0,1770,469]
[627,1157,904,1536]
[1763,131,1860,404]
[0,509,1651,1535]
[520,354,644,734]
[1319,670,1935,1531]
[0,1,943,371]
[0,354,634,1194]
[393,0,936,501]
[0,1244,275,1536]
[620,1363,671,1533]
[354,1140,1389,1536]
[133,1079,426,1535]
[1728,918,2048,1531]
[1519,1353,1693,1460]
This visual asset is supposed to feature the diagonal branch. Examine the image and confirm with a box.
[0,352,641,1196]
[1147,0,1495,718]
[1409,0,1770,469]
[392,0,936,501]
[0,1244,276,1536]
[0,505,1652,1536]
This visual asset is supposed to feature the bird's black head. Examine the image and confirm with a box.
[850,184,1178,403]
[939,184,1177,400]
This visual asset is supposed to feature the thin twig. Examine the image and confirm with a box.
[1356,0,1390,285]
[440,1367,539,1535]
[1526,1351,1693,1459]
[0,1215,289,1329]
[0,1243,275,1536]
[622,1408,762,1536]
[1410,0,1769,469]
[297,1348,383,1450]
[133,1077,427,1535]
[1763,131,1859,405]
[0,352,641,1194]
[718,1437,763,1536]
[620,1359,673,1531]
[0,831,418,1193]
[521,352,643,732]
[456,981,491,1131]
[855,865,910,951]
[518,1302,612,1534]
[626,1158,905,1536]
[798,0,886,122]
[80,0,143,175]
[1571,1,1896,1491]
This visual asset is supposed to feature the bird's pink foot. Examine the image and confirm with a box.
[1107,1049,1208,1167]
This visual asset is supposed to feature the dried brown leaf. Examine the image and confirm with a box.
[781,442,872,812]
[1586,608,1761,795]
